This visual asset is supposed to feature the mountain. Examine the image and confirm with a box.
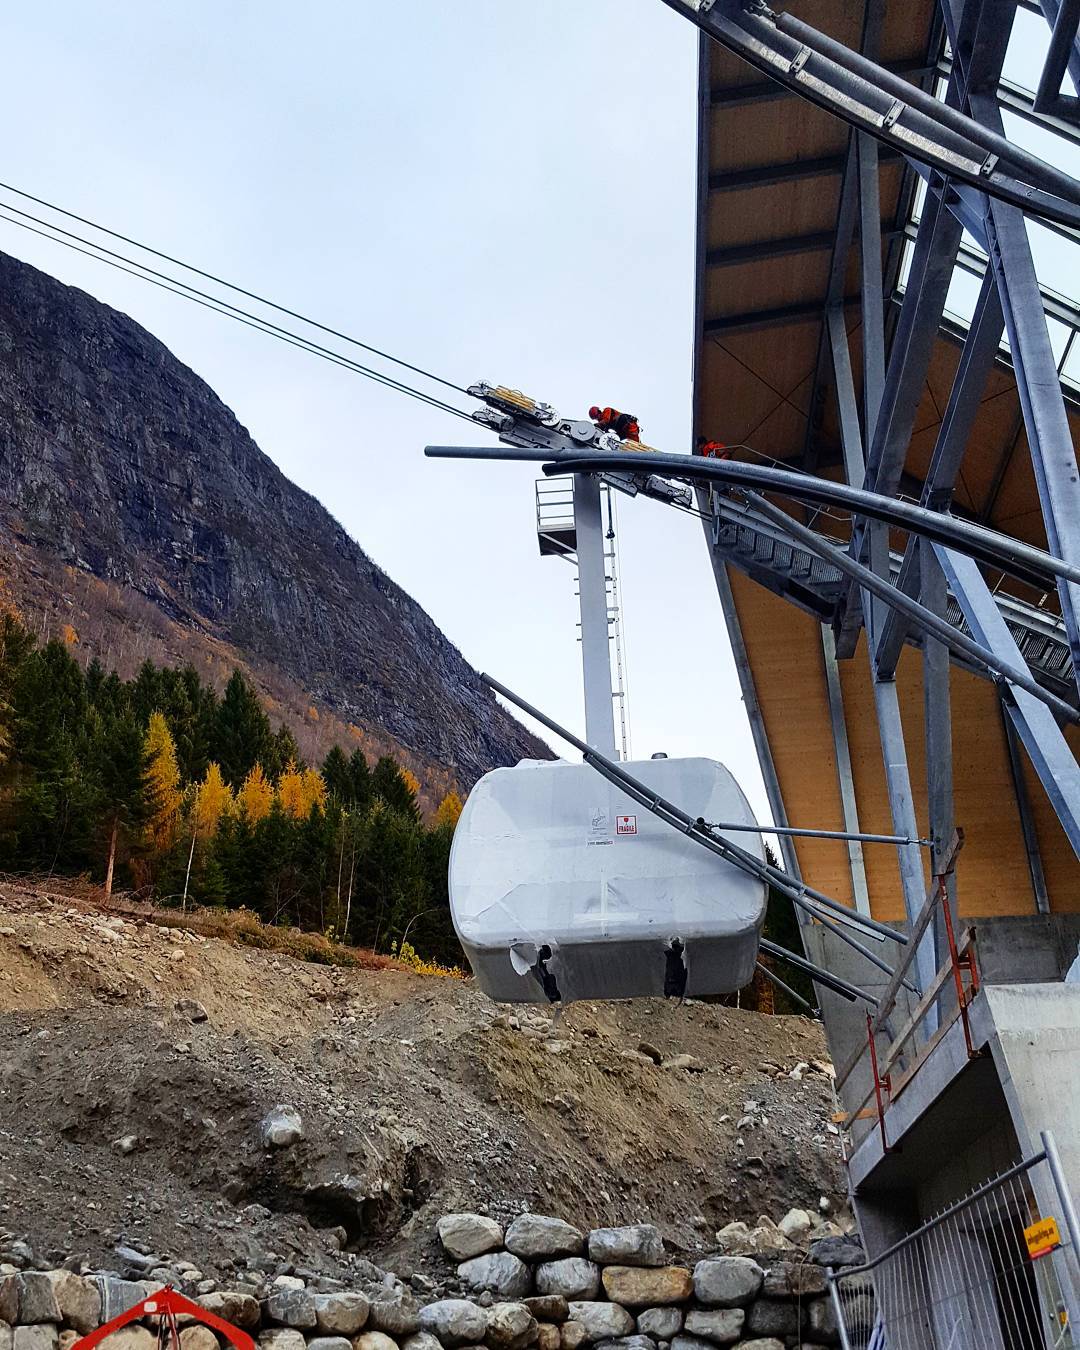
[0,250,549,799]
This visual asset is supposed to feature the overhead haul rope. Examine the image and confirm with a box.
[0,180,468,395]
[0,196,477,425]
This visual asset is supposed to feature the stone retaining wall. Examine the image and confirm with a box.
[0,1215,865,1350]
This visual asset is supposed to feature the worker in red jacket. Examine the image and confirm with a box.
[698,437,731,459]
[590,405,641,442]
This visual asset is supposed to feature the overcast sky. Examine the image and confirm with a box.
[0,0,774,815]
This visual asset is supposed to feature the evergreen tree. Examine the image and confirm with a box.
[264,723,302,781]
[88,709,152,897]
[372,755,420,822]
[214,670,272,786]
[349,748,372,810]
[322,745,352,803]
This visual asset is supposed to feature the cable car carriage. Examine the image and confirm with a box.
[449,755,767,1004]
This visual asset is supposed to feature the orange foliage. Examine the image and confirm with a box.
[434,790,464,829]
[237,763,274,822]
[194,763,233,836]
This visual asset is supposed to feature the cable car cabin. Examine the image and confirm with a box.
[448,756,767,1004]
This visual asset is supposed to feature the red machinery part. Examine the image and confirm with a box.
[73,1287,256,1350]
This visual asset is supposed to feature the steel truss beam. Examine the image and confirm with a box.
[875,274,1006,678]
[657,0,1080,227]
[937,546,1080,855]
[1033,0,1080,121]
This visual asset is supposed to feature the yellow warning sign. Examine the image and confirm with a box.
[1024,1216,1061,1260]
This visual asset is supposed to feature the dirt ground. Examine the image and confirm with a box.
[0,879,846,1283]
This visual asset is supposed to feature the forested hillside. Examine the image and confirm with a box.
[0,612,462,964]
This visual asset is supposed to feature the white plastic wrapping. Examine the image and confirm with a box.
[449,756,767,1003]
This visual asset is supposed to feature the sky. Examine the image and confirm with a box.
[0,1,774,817]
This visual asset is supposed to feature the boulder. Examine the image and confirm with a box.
[0,1323,12,1350]
[682,1309,744,1345]
[506,1216,585,1262]
[314,1294,370,1337]
[535,1261,601,1302]
[636,1309,682,1340]
[777,1210,812,1245]
[735,1342,785,1350]
[352,1335,398,1350]
[0,1279,18,1326]
[565,1303,635,1343]
[15,1276,60,1325]
[176,998,209,1022]
[457,1253,531,1299]
[587,1228,664,1270]
[600,1269,691,1309]
[56,1335,76,1350]
[486,1303,537,1350]
[260,1106,304,1149]
[369,1296,419,1337]
[669,1337,715,1350]
[417,1300,489,1348]
[199,1293,261,1330]
[436,1215,504,1262]
[44,1273,100,1335]
[177,1329,218,1350]
[524,1296,568,1324]
[307,1340,352,1350]
[93,1277,148,1322]
[259,1334,305,1350]
[536,1327,561,1350]
[761,1263,827,1299]
[402,1336,442,1350]
[560,1324,588,1350]
[263,1288,317,1330]
[13,1330,58,1350]
[691,1258,763,1308]
[594,1340,657,1350]
[807,1237,863,1269]
[805,1297,839,1342]
[746,1301,800,1339]
[85,1333,151,1350]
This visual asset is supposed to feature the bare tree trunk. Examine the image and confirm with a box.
[104,817,119,900]
[344,830,356,942]
[181,827,197,912]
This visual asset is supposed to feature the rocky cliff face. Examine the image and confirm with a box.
[0,251,548,786]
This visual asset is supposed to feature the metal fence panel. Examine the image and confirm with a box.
[831,1134,1079,1349]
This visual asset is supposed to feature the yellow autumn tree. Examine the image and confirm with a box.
[237,763,274,822]
[301,767,327,814]
[194,762,233,836]
[144,712,182,850]
[434,790,464,829]
[401,768,421,798]
[276,760,306,819]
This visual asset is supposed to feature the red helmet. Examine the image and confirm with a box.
[589,405,602,419]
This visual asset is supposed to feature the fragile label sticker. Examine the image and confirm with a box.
[616,815,638,835]
[1025,1217,1061,1260]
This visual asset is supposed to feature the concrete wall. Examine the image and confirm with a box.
[982,982,1080,1199]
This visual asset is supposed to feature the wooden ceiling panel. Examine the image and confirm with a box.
[718,325,820,402]
[697,338,804,444]
[704,251,831,319]
[708,100,844,174]
[705,179,839,250]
